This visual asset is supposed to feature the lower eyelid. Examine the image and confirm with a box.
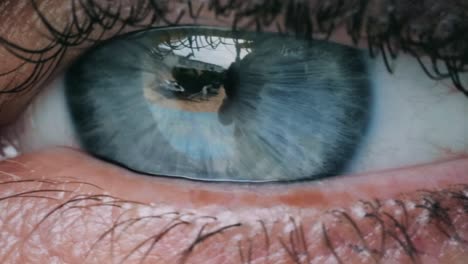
[7,147,468,208]
[0,148,467,263]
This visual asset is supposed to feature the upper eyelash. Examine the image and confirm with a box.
[0,0,466,96]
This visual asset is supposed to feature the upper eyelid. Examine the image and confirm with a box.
[0,0,466,96]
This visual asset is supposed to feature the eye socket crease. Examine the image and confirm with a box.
[0,0,466,102]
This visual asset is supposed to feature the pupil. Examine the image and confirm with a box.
[146,49,241,114]
[147,46,242,126]
[170,66,223,102]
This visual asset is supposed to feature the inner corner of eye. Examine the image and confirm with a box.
[0,65,84,160]
[40,25,377,183]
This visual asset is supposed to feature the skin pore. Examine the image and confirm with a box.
[0,0,467,263]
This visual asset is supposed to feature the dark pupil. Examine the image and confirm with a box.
[154,47,243,126]
[169,67,224,100]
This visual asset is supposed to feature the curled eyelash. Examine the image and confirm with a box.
[0,0,467,96]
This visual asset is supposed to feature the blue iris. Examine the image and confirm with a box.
[65,26,372,182]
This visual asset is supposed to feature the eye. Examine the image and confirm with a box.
[5,26,468,183]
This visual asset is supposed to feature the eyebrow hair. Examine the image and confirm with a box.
[0,0,466,96]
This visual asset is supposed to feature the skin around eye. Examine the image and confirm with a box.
[0,1,467,263]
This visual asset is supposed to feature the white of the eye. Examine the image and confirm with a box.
[3,75,79,153]
[348,54,468,174]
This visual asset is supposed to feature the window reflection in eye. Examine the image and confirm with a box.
[4,25,467,183]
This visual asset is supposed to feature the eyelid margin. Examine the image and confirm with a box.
[5,147,467,208]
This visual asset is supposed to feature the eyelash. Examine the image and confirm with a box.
[0,0,466,95]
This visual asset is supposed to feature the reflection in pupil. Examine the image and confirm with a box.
[145,33,252,116]
[170,67,224,102]
[147,52,234,113]
[146,38,245,119]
